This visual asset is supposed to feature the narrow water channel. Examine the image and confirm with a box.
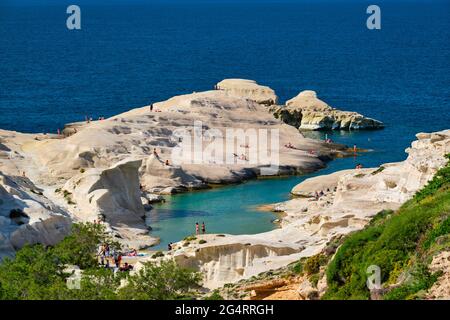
[148,129,410,250]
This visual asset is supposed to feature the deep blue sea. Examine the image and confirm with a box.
[1,1,449,248]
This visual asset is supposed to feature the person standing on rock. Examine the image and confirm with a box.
[202,222,206,234]
[113,251,120,268]
[98,244,105,266]
[195,222,199,235]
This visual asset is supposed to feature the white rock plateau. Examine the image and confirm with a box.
[216,79,279,106]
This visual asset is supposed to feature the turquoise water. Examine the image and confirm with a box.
[149,130,391,250]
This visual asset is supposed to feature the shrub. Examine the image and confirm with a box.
[371,166,385,175]
[290,261,303,275]
[204,290,224,300]
[151,251,164,259]
[0,245,70,300]
[119,260,201,300]
[184,235,197,241]
[54,222,121,269]
[304,254,327,275]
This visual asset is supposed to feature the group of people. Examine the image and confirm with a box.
[285,142,301,150]
[84,115,105,124]
[313,187,336,200]
[285,142,294,149]
[314,190,325,200]
[195,222,206,235]
[153,148,171,166]
[97,243,134,272]
[233,153,249,161]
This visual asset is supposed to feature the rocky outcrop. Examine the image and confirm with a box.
[216,79,279,106]
[139,154,204,194]
[426,251,450,299]
[272,90,383,130]
[63,159,157,248]
[173,241,300,289]
[0,172,71,260]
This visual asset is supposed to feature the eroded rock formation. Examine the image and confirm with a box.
[271,90,383,130]
[0,80,347,255]
[0,171,71,260]
[216,79,278,106]
[63,159,155,248]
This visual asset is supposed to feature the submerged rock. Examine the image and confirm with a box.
[272,90,384,130]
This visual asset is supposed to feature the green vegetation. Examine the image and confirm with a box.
[304,254,328,275]
[323,154,450,300]
[54,223,120,269]
[199,239,207,244]
[371,166,385,175]
[204,290,224,300]
[184,235,197,241]
[118,260,201,300]
[290,260,303,275]
[151,251,164,259]
[0,223,202,300]
[62,190,76,205]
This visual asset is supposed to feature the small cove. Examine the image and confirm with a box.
[148,130,402,250]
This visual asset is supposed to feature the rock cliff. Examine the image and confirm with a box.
[63,158,155,248]
[272,90,383,130]
[0,171,71,261]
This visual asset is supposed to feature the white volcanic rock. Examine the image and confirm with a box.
[0,171,71,260]
[0,82,344,254]
[141,192,165,204]
[140,154,204,194]
[63,159,156,248]
[216,79,279,106]
[166,130,450,289]
[25,89,339,192]
[291,169,354,197]
[272,90,383,130]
